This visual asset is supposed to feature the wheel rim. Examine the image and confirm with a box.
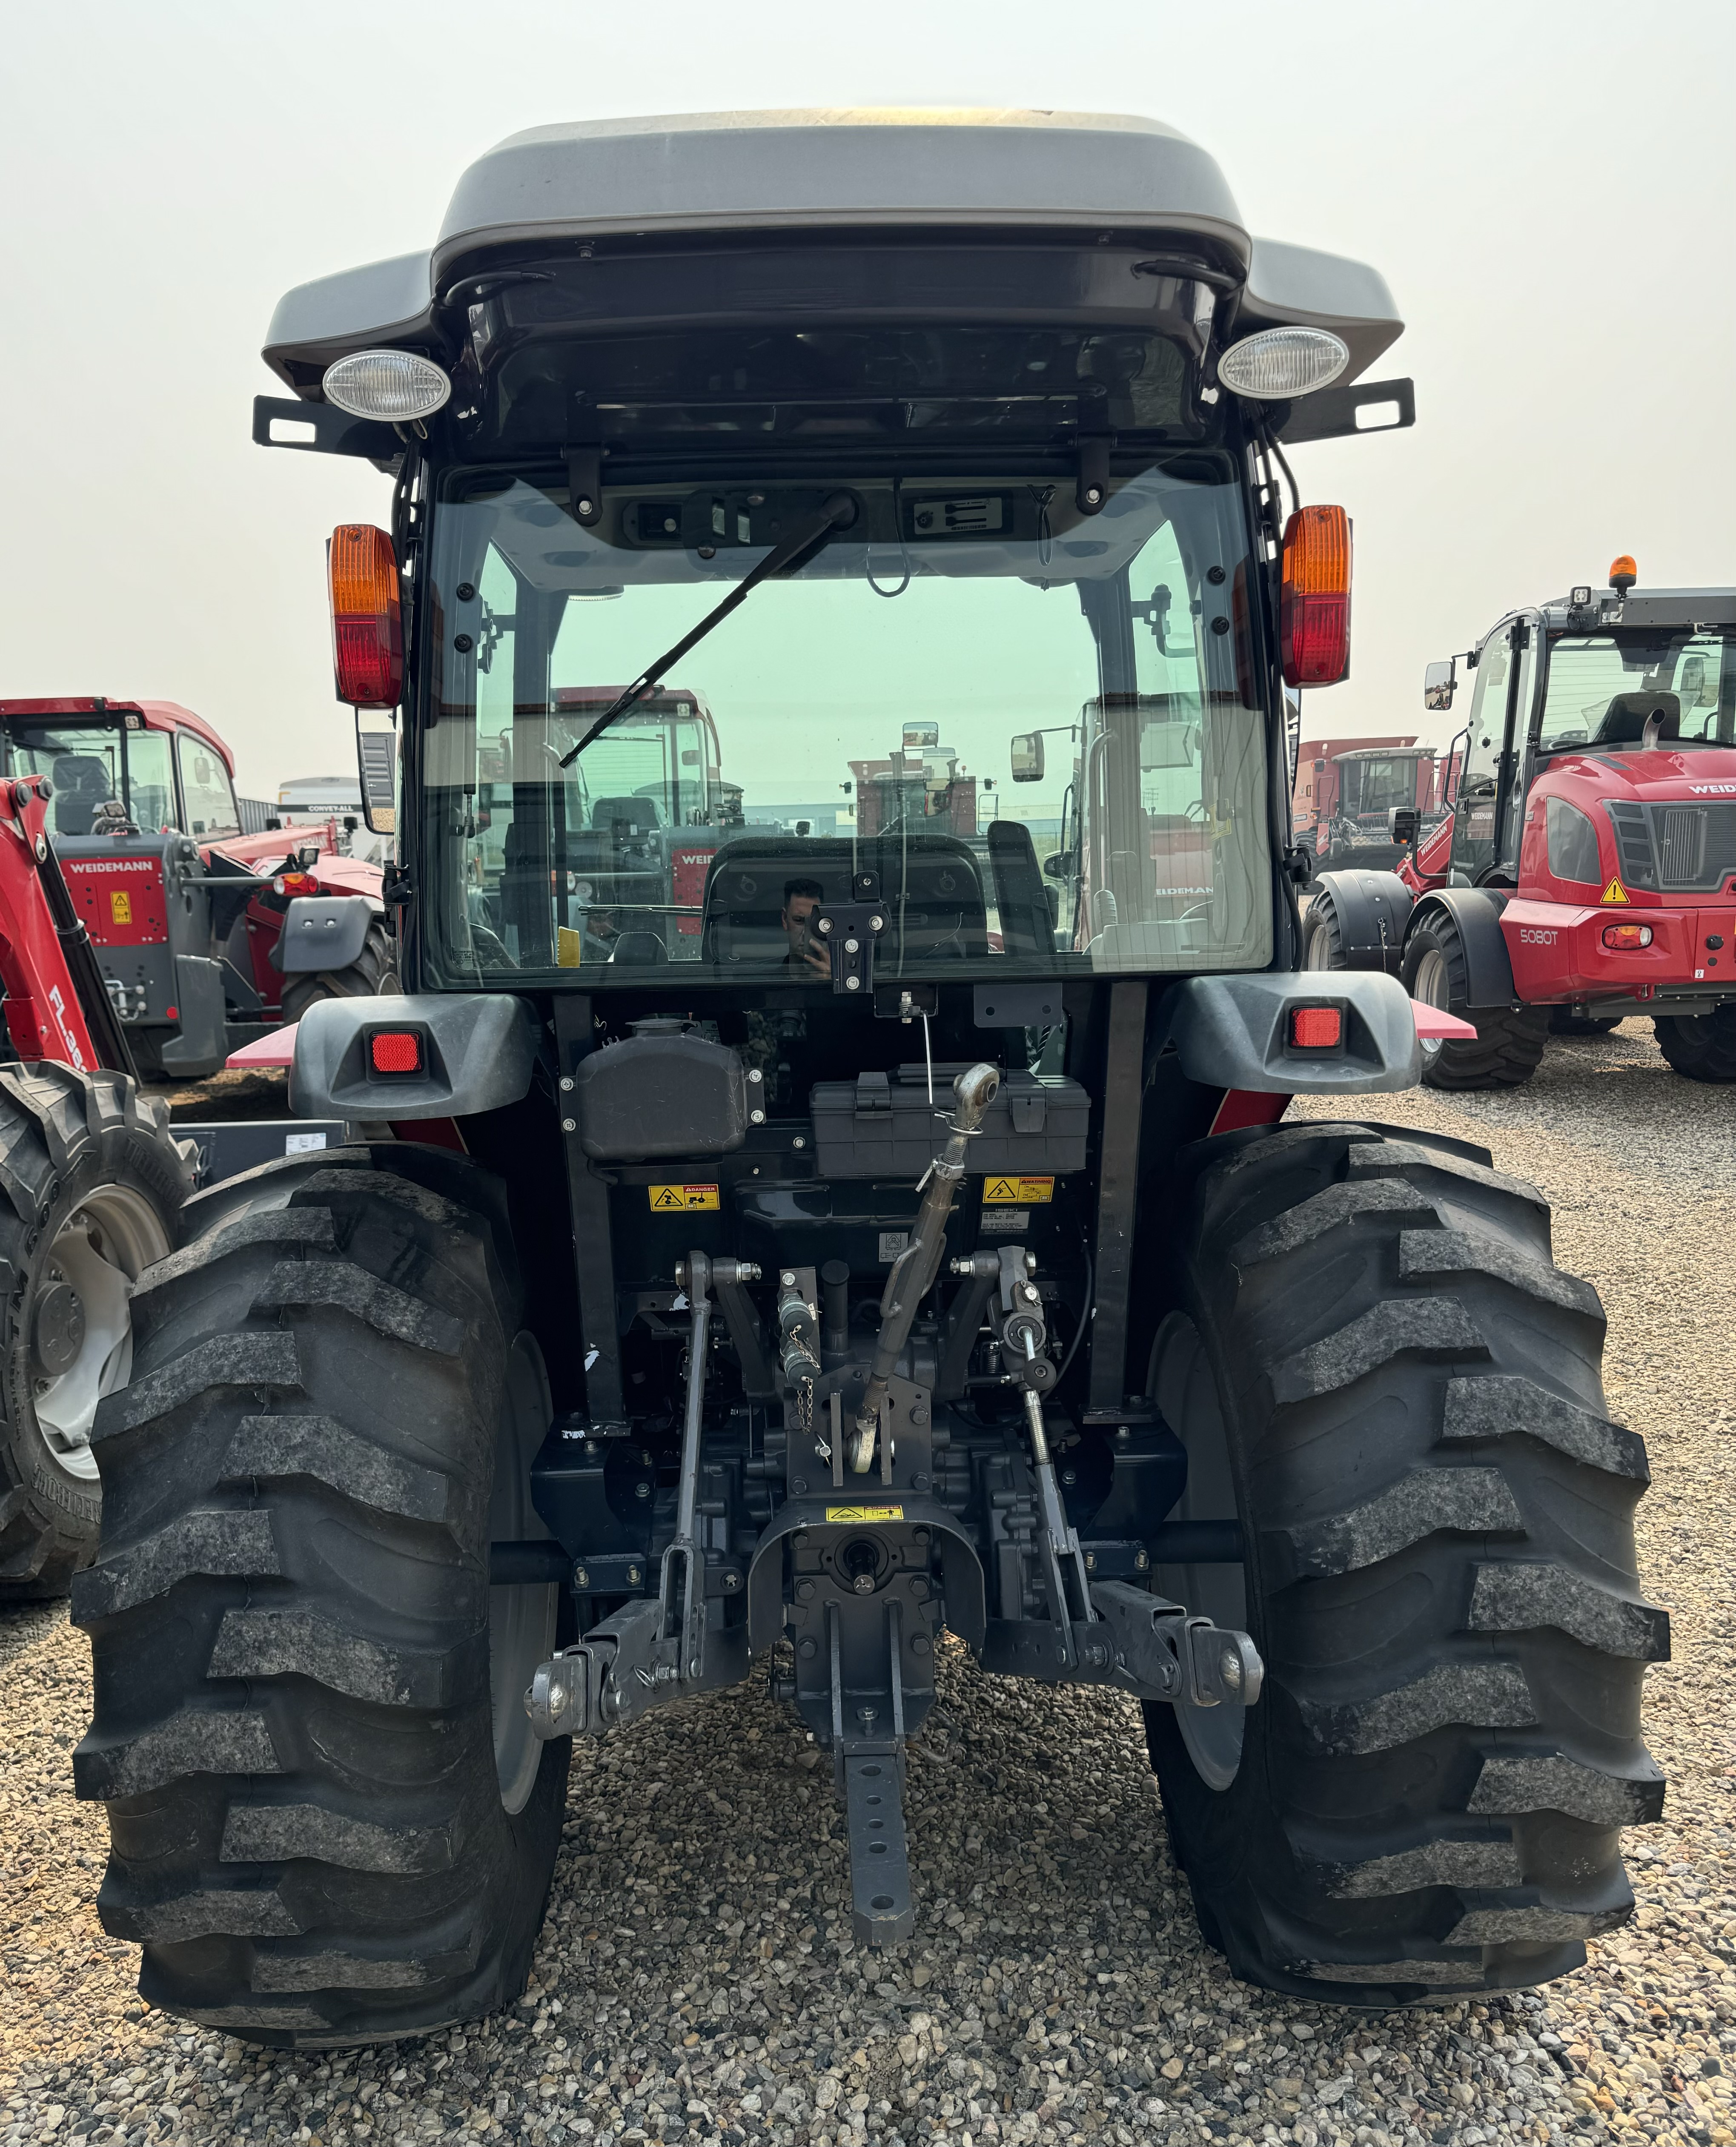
[1412,946,1449,1057]
[32,1186,172,1483]
[1149,1313,1247,1791]
[489,1333,559,1814]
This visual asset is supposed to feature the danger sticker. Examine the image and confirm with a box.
[983,1175,1054,1204]
[825,1504,904,1524]
[647,1184,720,1211]
[1600,879,1630,905]
[109,890,132,925]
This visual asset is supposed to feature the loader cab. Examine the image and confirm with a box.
[1447,613,1538,883]
[0,699,242,847]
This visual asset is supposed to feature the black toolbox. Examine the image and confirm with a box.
[809,1064,1090,1180]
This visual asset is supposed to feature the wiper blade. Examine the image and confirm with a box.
[557,492,858,768]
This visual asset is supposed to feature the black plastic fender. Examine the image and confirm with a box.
[1309,868,1414,974]
[277,893,381,974]
[1156,971,1421,1094]
[289,991,540,1118]
[1409,887,1517,1009]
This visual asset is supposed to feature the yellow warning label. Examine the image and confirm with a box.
[1600,879,1630,905]
[555,924,584,968]
[983,1175,1055,1204]
[825,1504,905,1524]
[647,1183,720,1211]
[109,890,132,925]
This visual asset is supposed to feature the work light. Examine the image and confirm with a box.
[1216,327,1349,401]
[323,349,452,422]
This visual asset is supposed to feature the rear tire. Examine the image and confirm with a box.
[72,1144,568,2048]
[1652,1005,1736,1082]
[1144,1118,1665,2005]
[1402,915,1547,1089]
[1300,894,1344,970]
[279,918,401,1028]
[0,1065,186,1601]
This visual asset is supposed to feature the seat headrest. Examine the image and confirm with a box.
[592,795,661,832]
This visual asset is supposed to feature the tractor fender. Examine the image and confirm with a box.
[1310,868,1414,974]
[289,991,540,1120]
[277,894,378,974]
[1409,887,1517,1009]
[1157,971,1421,1094]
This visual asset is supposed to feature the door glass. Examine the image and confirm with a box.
[125,731,175,833]
[1451,629,1514,878]
[176,734,241,838]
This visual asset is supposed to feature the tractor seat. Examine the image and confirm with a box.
[50,754,119,837]
[591,795,662,835]
[700,834,988,970]
[1592,691,1681,747]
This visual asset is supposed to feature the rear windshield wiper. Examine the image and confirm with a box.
[558,492,858,768]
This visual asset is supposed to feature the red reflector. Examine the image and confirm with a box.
[1290,1006,1343,1049]
[1601,923,1653,949]
[370,1030,422,1075]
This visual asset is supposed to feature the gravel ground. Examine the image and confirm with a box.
[4,1018,1734,2147]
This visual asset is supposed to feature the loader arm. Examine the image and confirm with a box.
[0,774,137,1077]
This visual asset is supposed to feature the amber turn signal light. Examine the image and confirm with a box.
[1290,1005,1343,1049]
[369,1029,423,1075]
[1601,923,1653,950]
[1280,506,1352,687]
[329,525,403,709]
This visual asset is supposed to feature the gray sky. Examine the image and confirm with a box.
[4,0,1731,799]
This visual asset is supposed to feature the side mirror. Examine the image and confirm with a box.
[1424,659,1456,712]
[1010,733,1045,783]
[356,720,398,837]
[1042,852,1069,880]
[1387,806,1420,846]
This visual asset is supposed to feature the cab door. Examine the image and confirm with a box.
[1450,622,1523,881]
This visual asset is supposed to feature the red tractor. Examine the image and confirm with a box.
[1303,561,1736,1084]
[1292,733,1453,878]
[0,695,395,1078]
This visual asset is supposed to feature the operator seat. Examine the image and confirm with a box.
[591,795,661,839]
[50,754,117,837]
[700,835,988,969]
[1593,691,1681,747]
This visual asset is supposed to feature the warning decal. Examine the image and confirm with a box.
[647,1184,720,1211]
[110,890,132,925]
[825,1504,904,1524]
[1600,880,1630,905]
[983,1175,1054,1204]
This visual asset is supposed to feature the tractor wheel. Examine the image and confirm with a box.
[1143,1119,1665,2006]
[1402,914,1547,1089]
[279,917,401,1028]
[1299,892,1344,969]
[1652,1004,1736,1082]
[1549,1010,1621,1038]
[72,1145,569,2048]
[0,1065,187,1602]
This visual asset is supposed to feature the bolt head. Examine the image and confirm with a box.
[781,1270,797,1286]
[1219,1647,1244,1694]
[852,1573,874,1595]
[577,496,596,517]
[816,916,833,934]
[1085,486,1103,506]
[750,1109,765,1124]
[634,1481,651,1499]
[559,1075,574,1091]
[1134,1550,1149,1571]
[845,975,861,990]
[574,1569,590,1588]
[561,1118,577,1133]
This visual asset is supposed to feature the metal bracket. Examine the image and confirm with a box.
[1090,1579,1263,1707]
[814,891,887,997]
[566,445,604,525]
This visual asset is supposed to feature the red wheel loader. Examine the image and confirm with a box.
[1304,561,1736,1084]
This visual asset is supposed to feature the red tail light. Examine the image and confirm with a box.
[369,1029,423,1075]
[1601,923,1653,950]
[1280,505,1352,687]
[1290,1005,1343,1049]
[328,525,403,708]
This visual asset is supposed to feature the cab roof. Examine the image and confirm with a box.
[264,107,1403,390]
[0,697,235,774]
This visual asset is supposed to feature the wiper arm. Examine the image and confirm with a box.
[558,492,858,768]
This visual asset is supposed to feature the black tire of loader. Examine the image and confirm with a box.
[1402,915,1548,1089]
[1299,894,1343,970]
[71,1144,569,2048]
[1652,1004,1736,1083]
[278,917,401,1029]
[0,1064,188,1602]
[1143,1119,1666,2006]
